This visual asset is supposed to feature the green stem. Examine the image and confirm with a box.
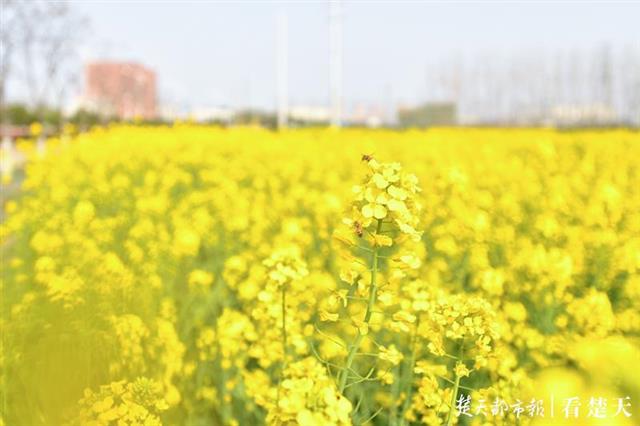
[398,317,421,426]
[281,287,288,361]
[389,364,401,426]
[445,341,464,426]
[338,219,383,394]
[445,374,461,426]
[215,319,232,423]
[276,287,288,408]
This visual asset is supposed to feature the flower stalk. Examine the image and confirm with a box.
[398,317,420,426]
[445,341,465,426]
[276,287,288,408]
[338,219,383,393]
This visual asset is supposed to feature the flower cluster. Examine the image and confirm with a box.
[422,294,499,369]
[246,357,352,425]
[75,378,168,426]
[342,157,422,246]
[263,248,310,289]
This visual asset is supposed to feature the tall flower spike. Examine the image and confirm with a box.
[333,156,423,404]
[263,247,309,414]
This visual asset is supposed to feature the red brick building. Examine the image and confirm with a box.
[83,62,157,120]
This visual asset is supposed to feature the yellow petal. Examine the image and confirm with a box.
[387,198,405,212]
[373,204,387,219]
[320,310,339,322]
[388,185,408,200]
[297,409,316,426]
[372,173,388,189]
[373,234,393,247]
[362,204,374,218]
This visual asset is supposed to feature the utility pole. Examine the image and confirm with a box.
[276,11,288,129]
[599,44,614,124]
[329,0,342,127]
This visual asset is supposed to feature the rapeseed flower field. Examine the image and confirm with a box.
[1,126,639,425]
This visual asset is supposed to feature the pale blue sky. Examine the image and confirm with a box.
[32,1,640,111]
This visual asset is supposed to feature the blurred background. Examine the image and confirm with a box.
[1,0,639,132]
[0,0,639,187]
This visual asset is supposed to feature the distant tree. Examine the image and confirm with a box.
[234,110,277,129]
[0,1,87,131]
[0,0,21,131]
[397,103,457,128]
[1,103,36,126]
[38,107,63,127]
[69,108,106,130]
